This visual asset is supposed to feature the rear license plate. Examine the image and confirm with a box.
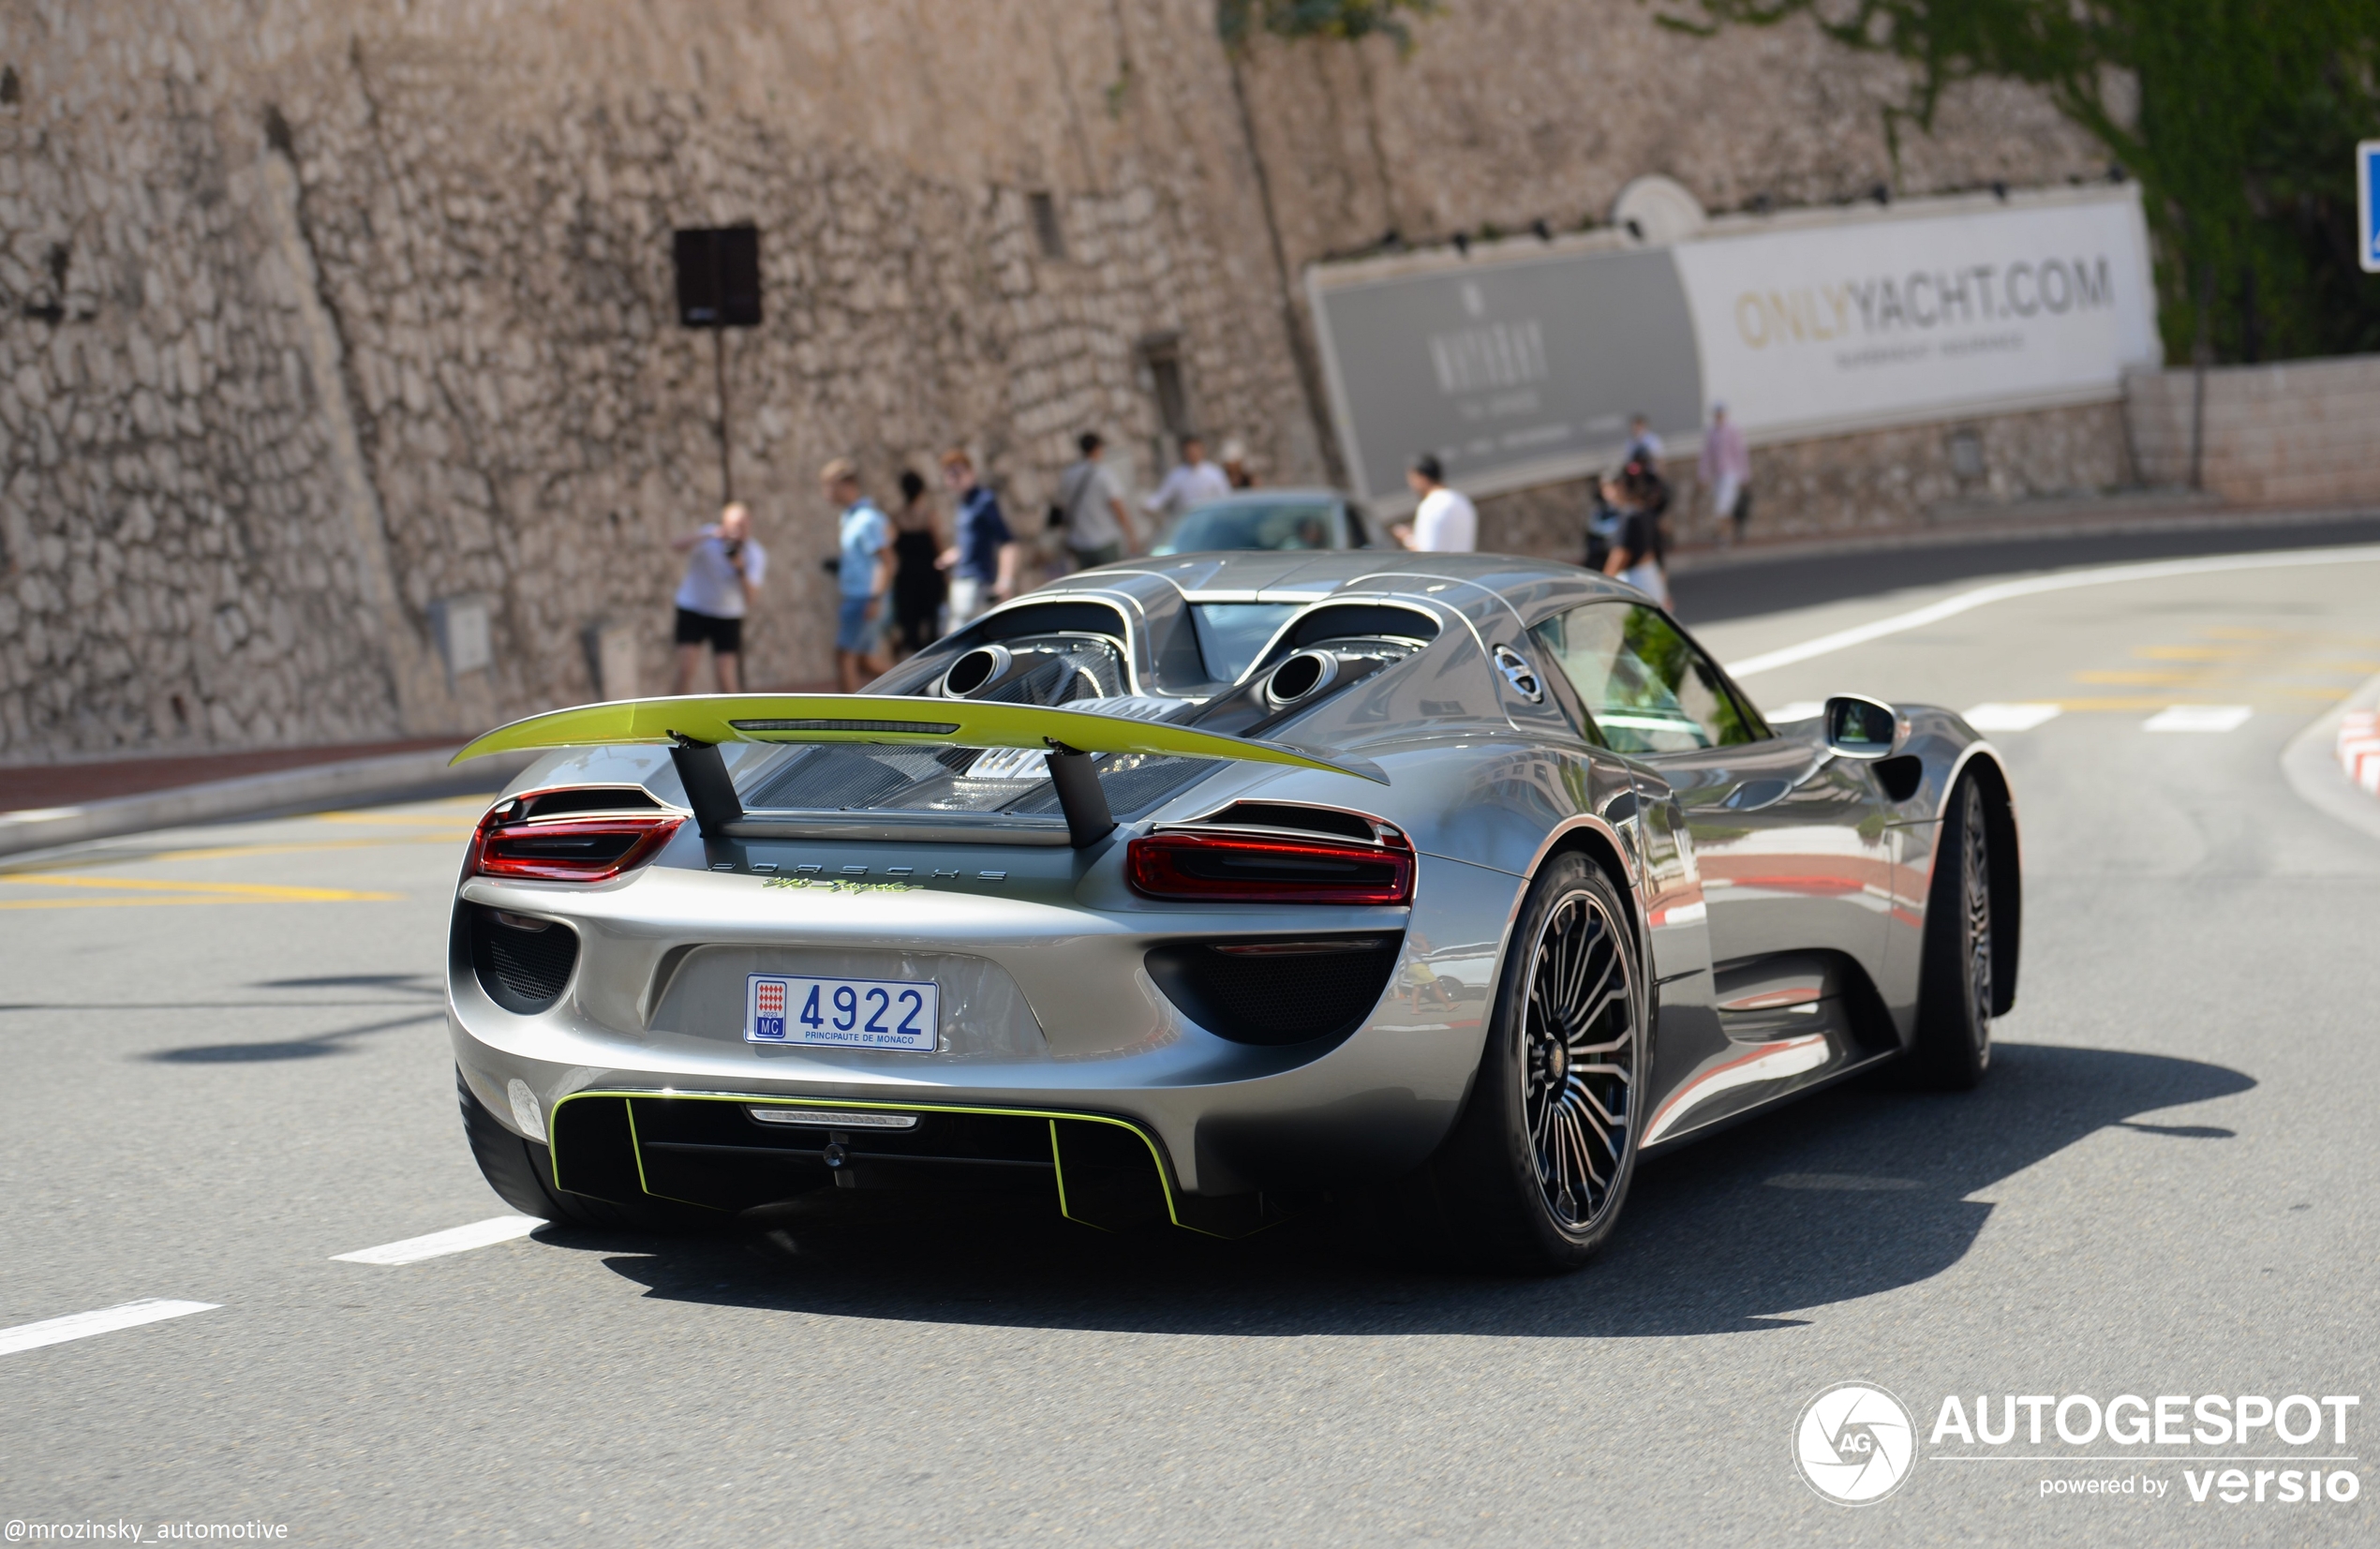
[746,974,939,1051]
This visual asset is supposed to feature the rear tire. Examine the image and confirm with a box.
[1910,776,1995,1089]
[1421,855,1645,1273]
[456,1068,697,1231]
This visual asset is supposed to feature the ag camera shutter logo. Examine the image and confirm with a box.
[1796,1382,1918,1504]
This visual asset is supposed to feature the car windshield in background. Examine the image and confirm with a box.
[1190,603,1301,683]
[1153,499,1341,556]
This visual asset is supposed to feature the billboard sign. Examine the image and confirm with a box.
[1308,186,2162,510]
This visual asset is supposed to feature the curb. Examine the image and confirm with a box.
[2281,670,2380,847]
[1665,499,2380,575]
[0,748,536,860]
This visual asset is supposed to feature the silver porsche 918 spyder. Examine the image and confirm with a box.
[448,552,2018,1271]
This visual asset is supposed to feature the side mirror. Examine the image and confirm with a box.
[1824,693,1908,760]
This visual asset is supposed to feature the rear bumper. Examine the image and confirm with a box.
[450,843,1527,1218]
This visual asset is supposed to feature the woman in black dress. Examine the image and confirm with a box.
[888,469,946,658]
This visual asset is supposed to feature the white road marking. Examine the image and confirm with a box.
[1962,702,2064,732]
[1723,544,2380,678]
[1767,700,1825,722]
[2144,704,2253,733]
[332,1214,543,1265]
[0,1299,220,1356]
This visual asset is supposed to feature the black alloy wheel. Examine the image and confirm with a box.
[1424,854,1644,1272]
[1911,776,1994,1088]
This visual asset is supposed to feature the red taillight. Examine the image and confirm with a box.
[1125,829,1414,905]
[468,805,683,883]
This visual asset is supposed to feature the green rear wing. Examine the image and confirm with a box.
[454,693,1383,848]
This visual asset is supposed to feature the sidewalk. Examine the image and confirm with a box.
[0,737,529,861]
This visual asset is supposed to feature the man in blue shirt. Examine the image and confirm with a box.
[935,448,1016,630]
[823,458,891,691]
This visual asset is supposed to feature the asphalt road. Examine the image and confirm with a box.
[6,536,2377,1547]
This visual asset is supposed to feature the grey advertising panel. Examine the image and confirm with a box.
[1311,247,1703,506]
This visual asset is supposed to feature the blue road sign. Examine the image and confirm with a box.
[2362,141,2380,274]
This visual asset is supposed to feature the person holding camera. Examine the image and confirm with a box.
[669,500,767,694]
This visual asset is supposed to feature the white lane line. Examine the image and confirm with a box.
[1768,700,1825,722]
[333,1214,543,1266]
[1723,544,2380,679]
[2144,705,2253,733]
[1962,702,2064,732]
[0,1299,220,1356]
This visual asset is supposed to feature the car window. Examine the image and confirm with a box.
[1153,499,1343,556]
[1530,603,1760,754]
[1189,603,1301,682]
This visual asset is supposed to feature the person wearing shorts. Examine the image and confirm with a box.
[668,500,766,693]
[826,458,892,691]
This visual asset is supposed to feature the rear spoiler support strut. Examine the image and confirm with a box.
[669,732,1115,850]
[1044,742,1114,848]
[669,736,745,836]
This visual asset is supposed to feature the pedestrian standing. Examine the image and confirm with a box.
[1698,401,1752,546]
[1392,454,1477,552]
[1220,438,1258,490]
[1602,466,1671,608]
[1143,434,1232,531]
[1054,431,1138,570]
[888,469,945,660]
[669,500,767,694]
[937,448,1017,631]
[823,458,891,692]
[1625,412,1665,467]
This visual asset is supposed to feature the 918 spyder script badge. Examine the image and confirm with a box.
[763,876,918,894]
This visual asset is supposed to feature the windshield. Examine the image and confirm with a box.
[1153,499,1343,557]
[1190,603,1301,683]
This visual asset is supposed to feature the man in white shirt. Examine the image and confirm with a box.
[669,500,767,693]
[1142,434,1232,531]
[1393,454,1477,553]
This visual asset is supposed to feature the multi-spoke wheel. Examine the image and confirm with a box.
[1911,775,1995,1089]
[1523,887,1636,1232]
[1425,854,1644,1272]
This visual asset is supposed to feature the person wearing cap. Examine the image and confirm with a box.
[1220,438,1258,490]
[823,458,892,692]
[668,499,767,694]
[1699,401,1752,545]
[1392,454,1476,552]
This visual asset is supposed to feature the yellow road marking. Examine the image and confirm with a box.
[0,874,399,902]
[311,810,487,827]
[0,896,365,911]
[2072,670,2205,685]
[2133,646,2245,661]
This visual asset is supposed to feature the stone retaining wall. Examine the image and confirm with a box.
[2126,357,2380,508]
[0,0,2111,764]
